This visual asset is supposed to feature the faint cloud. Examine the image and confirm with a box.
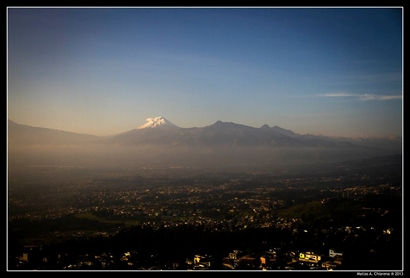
[318,92,402,101]
[359,94,402,101]
[321,92,356,97]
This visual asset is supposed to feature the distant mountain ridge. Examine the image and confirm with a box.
[8,118,402,170]
[8,118,402,153]
[107,118,400,150]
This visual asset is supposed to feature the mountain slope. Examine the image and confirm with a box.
[8,120,99,146]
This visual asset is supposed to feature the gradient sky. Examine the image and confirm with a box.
[8,7,402,137]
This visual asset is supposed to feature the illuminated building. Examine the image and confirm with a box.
[228,250,240,260]
[299,252,321,263]
[193,255,211,269]
[194,255,201,264]
[18,253,28,263]
[321,261,337,270]
[329,249,343,258]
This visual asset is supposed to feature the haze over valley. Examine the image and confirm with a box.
[8,117,401,173]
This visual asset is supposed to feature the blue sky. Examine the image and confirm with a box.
[8,8,402,137]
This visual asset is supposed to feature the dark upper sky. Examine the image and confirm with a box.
[8,7,402,137]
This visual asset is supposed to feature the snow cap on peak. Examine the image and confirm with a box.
[138,116,178,129]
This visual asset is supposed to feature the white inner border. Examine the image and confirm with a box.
[6,6,404,273]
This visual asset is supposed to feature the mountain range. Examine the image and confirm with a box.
[8,117,401,151]
[7,117,402,171]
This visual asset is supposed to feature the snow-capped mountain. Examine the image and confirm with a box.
[105,118,400,152]
[7,118,402,154]
[138,116,179,129]
[8,118,402,170]
[8,118,401,176]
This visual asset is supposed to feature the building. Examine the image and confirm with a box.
[321,261,337,270]
[265,249,278,262]
[329,249,343,258]
[228,250,240,260]
[299,252,321,264]
[18,253,28,263]
[193,255,211,270]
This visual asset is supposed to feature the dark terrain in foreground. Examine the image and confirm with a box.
[8,154,402,270]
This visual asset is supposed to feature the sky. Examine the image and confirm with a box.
[8,7,402,137]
